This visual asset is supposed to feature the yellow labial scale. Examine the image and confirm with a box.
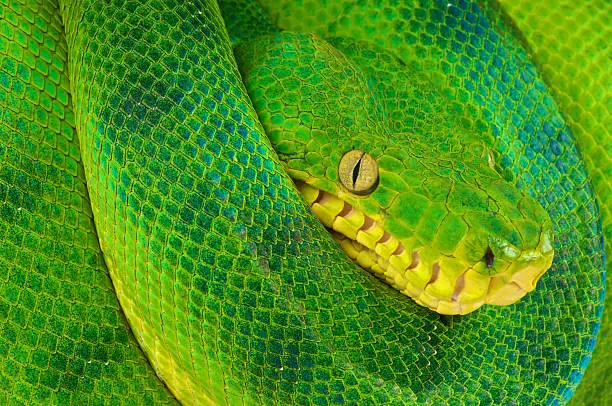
[332,211,365,239]
[425,257,471,301]
[370,263,386,277]
[486,274,509,298]
[425,271,459,302]
[384,275,399,288]
[375,237,400,259]
[356,225,385,249]
[346,207,366,226]
[355,249,378,269]
[388,249,413,273]
[374,255,385,270]
[384,266,409,291]
[457,269,491,304]
[401,283,422,301]
[510,262,546,292]
[332,216,358,239]
[487,277,527,305]
[337,236,362,259]
[404,264,431,291]
[434,300,487,315]
[298,182,320,205]
[312,198,345,227]
[416,289,440,310]
[436,301,461,315]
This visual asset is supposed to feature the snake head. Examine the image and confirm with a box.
[293,144,554,315]
[234,31,554,314]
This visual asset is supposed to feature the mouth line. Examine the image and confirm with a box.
[330,229,491,315]
[297,181,547,315]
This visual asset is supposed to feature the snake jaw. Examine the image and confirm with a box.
[296,180,554,315]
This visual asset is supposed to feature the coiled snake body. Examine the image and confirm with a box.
[0,0,608,405]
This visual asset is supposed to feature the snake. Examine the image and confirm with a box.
[0,0,608,405]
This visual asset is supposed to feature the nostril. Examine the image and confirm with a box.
[484,246,495,268]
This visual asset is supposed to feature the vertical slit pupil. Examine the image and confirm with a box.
[351,157,362,187]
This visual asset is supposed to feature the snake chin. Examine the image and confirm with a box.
[295,181,554,315]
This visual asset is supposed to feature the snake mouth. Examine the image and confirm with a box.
[296,181,552,315]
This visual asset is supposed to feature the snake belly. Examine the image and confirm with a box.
[0,0,606,406]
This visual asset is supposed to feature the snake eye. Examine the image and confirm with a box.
[484,246,495,268]
[338,150,379,195]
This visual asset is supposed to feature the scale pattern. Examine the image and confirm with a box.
[256,0,606,403]
[0,0,606,405]
[498,1,611,404]
[234,31,555,314]
[60,0,458,404]
[0,0,177,403]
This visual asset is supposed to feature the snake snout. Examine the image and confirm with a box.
[484,223,554,305]
[295,177,555,315]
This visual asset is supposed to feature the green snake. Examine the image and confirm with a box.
[0,0,608,405]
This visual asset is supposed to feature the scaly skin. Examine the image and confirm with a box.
[497,1,611,403]
[0,1,606,406]
[233,31,554,314]
[0,0,177,403]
